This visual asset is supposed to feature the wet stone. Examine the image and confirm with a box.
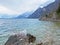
[36,43,43,45]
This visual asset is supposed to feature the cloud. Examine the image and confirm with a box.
[0,0,55,15]
[0,5,19,15]
[15,0,55,14]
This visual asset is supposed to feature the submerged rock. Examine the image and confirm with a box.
[36,43,43,45]
[5,33,36,45]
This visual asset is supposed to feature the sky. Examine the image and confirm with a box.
[0,0,55,17]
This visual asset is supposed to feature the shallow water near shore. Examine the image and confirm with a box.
[0,19,60,45]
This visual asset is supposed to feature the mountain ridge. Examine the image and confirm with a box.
[28,0,60,18]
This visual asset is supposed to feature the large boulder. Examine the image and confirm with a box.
[5,33,36,45]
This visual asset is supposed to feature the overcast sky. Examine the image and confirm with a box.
[0,0,55,15]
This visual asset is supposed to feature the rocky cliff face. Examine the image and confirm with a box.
[28,0,60,19]
[39,0,60,21]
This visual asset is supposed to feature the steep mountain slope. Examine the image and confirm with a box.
[16,12,33,18]
[28,0,60,18]
[28,8,45,18]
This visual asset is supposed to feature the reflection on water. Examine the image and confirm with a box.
[0,19,60,45]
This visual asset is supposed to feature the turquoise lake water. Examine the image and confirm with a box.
[0,19,60,45]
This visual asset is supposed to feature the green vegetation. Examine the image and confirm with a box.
[56,4,60,18]
[56,5,60,14]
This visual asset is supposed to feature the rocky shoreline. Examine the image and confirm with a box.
[5,32,54,45]
[39,12,60,22]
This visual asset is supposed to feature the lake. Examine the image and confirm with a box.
[0,19,60,45]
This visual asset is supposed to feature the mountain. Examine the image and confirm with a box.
[44,0,60,14]
[16,12,33,18]
[28,8,45,18]
[28,0,60,18]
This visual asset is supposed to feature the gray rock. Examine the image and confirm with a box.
[5,33,36,45]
